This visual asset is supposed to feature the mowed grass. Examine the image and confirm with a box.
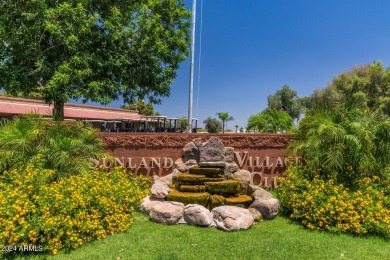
[6,212,390,260]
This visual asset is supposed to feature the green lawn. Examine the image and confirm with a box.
[6,212,390,260]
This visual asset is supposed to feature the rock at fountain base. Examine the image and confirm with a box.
[140,196,164,213]
[184,204,213,226]
[250,198,280,219]
[212,206,254,231]
[150,201,185,225]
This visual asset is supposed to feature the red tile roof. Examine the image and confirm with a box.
[0,96,141,120]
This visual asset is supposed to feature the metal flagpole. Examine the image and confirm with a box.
[188,0,196,133]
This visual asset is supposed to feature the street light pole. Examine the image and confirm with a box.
[187,0,196,133]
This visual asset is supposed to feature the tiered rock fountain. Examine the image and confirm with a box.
[140,137,280,231]
[169,164,253,209]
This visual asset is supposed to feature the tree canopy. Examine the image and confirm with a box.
[0,0,190,119]
[287,62,390,185]
[267,85,301,120]
[121,100,160,116]
[177,116,188,131]
[247,108,293,133]
[331,61,390,115]
[203,117,222,133]
[303,61,390,116]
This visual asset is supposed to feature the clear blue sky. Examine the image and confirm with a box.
[92,0,390,129]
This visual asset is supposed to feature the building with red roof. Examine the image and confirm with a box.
[0,96,147,131]
[0,95,141,121]
[0,96,187,132]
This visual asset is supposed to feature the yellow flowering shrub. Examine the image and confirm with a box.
[0,165,150,255]
[276,166,390,238]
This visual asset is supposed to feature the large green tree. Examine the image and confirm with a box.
[203,117,222,133]
[267,85,301,120]
[247,108,293,133]
[0,0,190,119]
[302,61,390,115]
[216,112,234,133]
[177,116,188,131]
[121,100,160,116]
[332,61,390,115]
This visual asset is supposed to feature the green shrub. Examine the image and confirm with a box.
[0,165,150,255]
[288,97,390,187]
[0,115,109,178]
[276,165,390,238]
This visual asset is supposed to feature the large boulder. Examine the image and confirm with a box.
[156,173,173,187]
[233,170,251,195]
[224,147,235,162]
[183,204,213,226]
[150,201,185,225]
[247,184,261,195]
[193,138,203,148]
[247,185,273,199]
[140,196,164,213]
[182,142,199,162]
[172,168,180,179]
[185,159,198,169]
[225,162,239,174]
[151,180,170,199]
[211,206,254,231]
[199,137,225,163]
[199,161,226,168]
[250,198,279,219]
[248,208,262,222]
[251,188,274,200]
[175,158,188,173]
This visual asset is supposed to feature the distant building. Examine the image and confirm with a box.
[0,96,187,132]
[0,96,141,120]
[0,96,143,130]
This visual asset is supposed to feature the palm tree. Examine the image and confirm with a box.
[0,114,44,171]
[216,112,234,133]
[0,115,109,178]
[235,125,239,133]
[42,122,110,177]
[288,95,390,183]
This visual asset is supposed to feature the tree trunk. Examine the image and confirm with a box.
[53,100,65,121]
